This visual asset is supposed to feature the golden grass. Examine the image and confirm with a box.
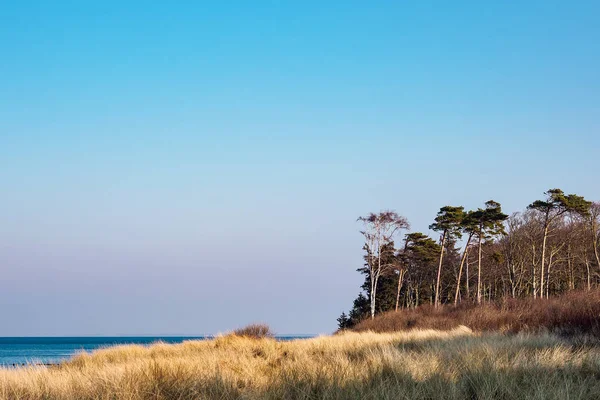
[2,327,600,399]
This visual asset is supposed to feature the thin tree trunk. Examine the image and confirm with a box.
[546,251,554,299]
[454,234,472,305]
[586,259,591,291]
[567,246,574,291]
[540,225,549,300]
[466,252,470,300]
[477,230,483,304]
[593,220,600,272]
[370,272,379,319]
[395,269,406,312]
[370,231,383,319]
[370,280,376,319]
[511,265,517,298]
[434,231,447,308]
[532,244,538,299]
[416,286,420,307]
[369,253,377,319]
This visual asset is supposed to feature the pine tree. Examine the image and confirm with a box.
[528,189,590,298]
[429,206,464,307]
[453,210,479,304]
[471,200,508,304]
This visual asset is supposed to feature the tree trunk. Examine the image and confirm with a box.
[540,225,549,300]
[466,252,470,300]
[586,259,591,291]
[532,244,538,299]
[593,221,600,273]
[370,265,377,319]
[454,234,472,305]
[370,284,376,319]
[415,286,420,307]
[395,269,406,312]
[546,251,554,299]
[511,267,517,298]
[369,233,382,319]
[477,229,483,304]
[434,231,447,308]
[370,268,381,319]
[567,246,574,291]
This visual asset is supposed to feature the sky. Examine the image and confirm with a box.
[1,1,599,336]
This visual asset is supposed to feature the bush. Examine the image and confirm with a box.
[233,323,274,339]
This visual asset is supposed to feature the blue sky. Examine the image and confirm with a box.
[1,1,599,335]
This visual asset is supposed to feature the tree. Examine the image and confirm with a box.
[471,200,508,304]
[336,312,352,330]
[362,242,398,313]
[338,293,370,330]
[454,211,478,305]
[400,232,440,308]
[394,239,409,311]
[348,293,370,325]
[429,206,464,307]
[528,189,591,298]
[358,211,410,318]
[500,213,529,298]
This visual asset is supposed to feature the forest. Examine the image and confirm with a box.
[338,188,600,329]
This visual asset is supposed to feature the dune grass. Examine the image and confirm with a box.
[2,326,600,399]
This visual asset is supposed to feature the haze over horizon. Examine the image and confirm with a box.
[2,1,599,336]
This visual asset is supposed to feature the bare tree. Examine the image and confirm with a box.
[500,213,527,298]
[358,211,409,319]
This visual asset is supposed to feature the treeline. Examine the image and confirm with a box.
[338,188,600,329]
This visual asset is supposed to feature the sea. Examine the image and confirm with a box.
[0,336,313,366]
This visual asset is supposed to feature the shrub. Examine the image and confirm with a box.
[233,323,274,339]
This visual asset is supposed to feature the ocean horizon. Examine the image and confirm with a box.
[0,335,315,366]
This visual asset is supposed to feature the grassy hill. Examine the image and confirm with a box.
[2,325,600,399]
[351,289,600,337]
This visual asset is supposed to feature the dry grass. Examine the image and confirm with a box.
[354,290,600,336]
[2,327,600,399]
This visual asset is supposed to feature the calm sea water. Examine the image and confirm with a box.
[0,336,311,366]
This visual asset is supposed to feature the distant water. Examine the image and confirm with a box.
[0,336,312,366]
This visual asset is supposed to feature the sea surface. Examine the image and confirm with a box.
[0,336,312,366]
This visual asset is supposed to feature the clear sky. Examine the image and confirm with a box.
[1,1,599,335]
